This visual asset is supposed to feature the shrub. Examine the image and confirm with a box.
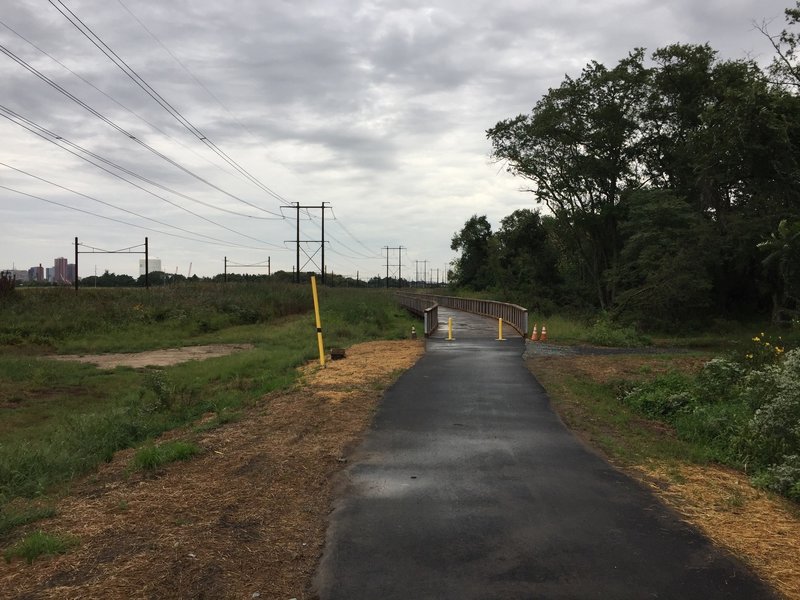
[696,358,743,403]
[739,349,800,468]
[623,373,694,420]
[753,455,800,501]
[586,317,650,347]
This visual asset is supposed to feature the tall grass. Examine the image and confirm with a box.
[0,284,418,511]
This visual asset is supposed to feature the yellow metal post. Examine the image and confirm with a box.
[447,317,454,341]
[497,318,506,341]
[310,275,325,366]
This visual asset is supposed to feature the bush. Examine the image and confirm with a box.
[623,372,694,420]
[696,358,743,403]
[753,455,800,501]
[586,317,650,347]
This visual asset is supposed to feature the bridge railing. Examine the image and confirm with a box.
[395,293,439,337]
[396,292,528,337]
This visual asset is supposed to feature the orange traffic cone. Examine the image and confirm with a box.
[540,324,548,342]
[531,323,539,341]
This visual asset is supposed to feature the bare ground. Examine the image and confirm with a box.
[0,340,424,599]
[52,344,256,369]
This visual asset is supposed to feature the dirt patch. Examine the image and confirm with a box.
[52,344,255,369]
[529,353,800,600]
[0,339,424,599]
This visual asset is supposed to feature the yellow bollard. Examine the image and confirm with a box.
[497,318,506,341]
[310,275,325,367]
[447,317,454,341]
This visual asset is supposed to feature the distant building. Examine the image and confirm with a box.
[140,258,162,275]
[7,269,28,282]
[46,267,54,282]
[66,264,76,284]
[28,264,44,282]
[54,257,68,284]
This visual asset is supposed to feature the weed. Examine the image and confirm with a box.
[3,530,78,564]
[0,505,55,538]
[130,441,201,472]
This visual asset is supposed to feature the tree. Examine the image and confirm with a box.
[450,215,493,289]
[487,50,650,308]
[612,190,712,326]
[759,219,800,324]
[489,209,561,305]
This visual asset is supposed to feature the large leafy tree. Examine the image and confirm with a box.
[489,209,561,306]
[487,50,649,309]
[450,215,493,289]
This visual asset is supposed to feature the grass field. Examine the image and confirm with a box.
[0,282,418,519]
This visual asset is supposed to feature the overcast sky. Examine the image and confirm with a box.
[0,0,792,280]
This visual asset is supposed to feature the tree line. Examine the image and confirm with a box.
[451,5,800,328]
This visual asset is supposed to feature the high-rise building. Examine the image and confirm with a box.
[46,267,54,282]
[66,264,76,284]
[54,257,68,284]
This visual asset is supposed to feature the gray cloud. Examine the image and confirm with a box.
[1,0,792,277]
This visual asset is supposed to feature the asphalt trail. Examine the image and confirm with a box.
[314,309,776,599]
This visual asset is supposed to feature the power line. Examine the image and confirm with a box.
[0,162,280,250]
[0,17,246,186]
[48,0,294,207]
[0,41,284,218]
[0,105,274,221]
[0,184,272,248]
[114,0,262,148]
[0,107,285,248]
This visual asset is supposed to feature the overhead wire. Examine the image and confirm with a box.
[114,0,263,150]
[0,42,283,218]
[49,0,294,208]
[0,17,247,186]
[0,162,280,250]
[0,184,272,248]
[0,107,285,248]
[0,105,274,221]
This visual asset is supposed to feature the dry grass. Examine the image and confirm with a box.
[0,340,424,599]
[633,462,800,600]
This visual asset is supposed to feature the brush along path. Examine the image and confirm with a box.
[0,339,424,599]
[528,353,800,600]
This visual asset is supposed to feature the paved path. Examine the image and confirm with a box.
[314,309,775,599]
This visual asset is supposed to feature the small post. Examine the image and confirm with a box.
[497,318,506,341]
[310,275,325,367]
[447,317,454,341]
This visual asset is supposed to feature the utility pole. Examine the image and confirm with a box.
[288,202,331,283]
[382,246,405,288]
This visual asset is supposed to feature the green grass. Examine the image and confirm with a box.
[3,530,78,564]
[0,284,419,521]
[534,365,707,466]
[0,505,56,539]
[130,441,201,472]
